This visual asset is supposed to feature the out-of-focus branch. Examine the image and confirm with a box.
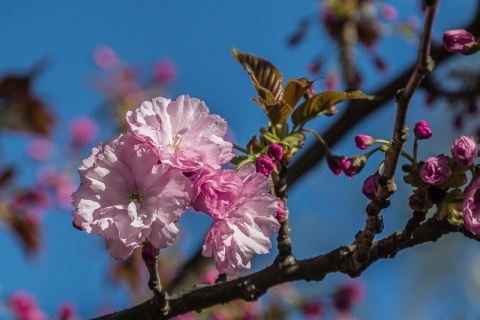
[350,0,439,270]
[93,215,478,320]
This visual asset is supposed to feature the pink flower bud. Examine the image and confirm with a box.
[153,58,178,84]
[256,155,275,176]
[413,120,432,140]
[463,178,480,235]
[267,144,283,162]
[326,105,337,116]
[324,73,339,91]
[58,303,78,320]
[327,155,346,176]
[443,29,476,54]
[342,155,367,179]
[451,135,478,167]
[275,200,285,222]
[362,173,379,200]
[141,242,157,264]
[354,134,374,150]
[420,155,452,185]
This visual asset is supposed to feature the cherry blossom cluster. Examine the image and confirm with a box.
[71,95,280,275]
[348,120,480,237]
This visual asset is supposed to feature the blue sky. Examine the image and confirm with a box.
[1,1,479,319]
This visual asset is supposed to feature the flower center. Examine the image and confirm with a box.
[128,188,145,204]
[172,134,182,148]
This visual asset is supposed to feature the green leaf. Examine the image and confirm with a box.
[291,90,381,127]
[281,132,306,149]
[283,78,314,109]
[230,155,252,165]
[232,48,284,103]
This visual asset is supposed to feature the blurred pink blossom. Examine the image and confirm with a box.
[69,117,98,147]
[380,4,397,21]
[58,303,78,320]
[38,168,76,209]
[9,291,46,320]
[201,266,219,285]
[93,46,118,69]
[324,73,339,91]
[451,135,478,167]
[27,138,53,161]
[154,58,178,84]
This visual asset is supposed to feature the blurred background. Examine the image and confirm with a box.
[1,1,480,319]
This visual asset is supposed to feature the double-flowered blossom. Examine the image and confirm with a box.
[126,95,234,172]
[72,132,193,259]
[463,178,480,235]
[420,155,452,185]
[192,164,280,276]
[451,135,478,167]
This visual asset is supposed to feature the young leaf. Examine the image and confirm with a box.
[284,78,314,108]
[232,48,284,102]
[291,90,380,127]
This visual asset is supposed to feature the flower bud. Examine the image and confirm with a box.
[443,29,478,55]
[354,134,374,150]
[362,173,379,200]
[256,155,275,176]
[420,155,452,185]
[327,154,346,176]
[451,135,478,167]
[267,144,283,162]
[141,242,157,264]
[413,120,432,140]
[343,155,367,179]
[275,200,285,222]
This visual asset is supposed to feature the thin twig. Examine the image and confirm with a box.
[350,0,439,270]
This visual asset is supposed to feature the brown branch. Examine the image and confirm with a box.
[350,0,439,270]
[93,216,477,320]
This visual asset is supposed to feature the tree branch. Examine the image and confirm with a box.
[93,215,477,320]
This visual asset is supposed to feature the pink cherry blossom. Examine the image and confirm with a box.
[71,132,193,259]
[192,164,280,275]
[451,135,478,167]
[463,178,480,235]
[420,155,451,185]
[126,95,234,172]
